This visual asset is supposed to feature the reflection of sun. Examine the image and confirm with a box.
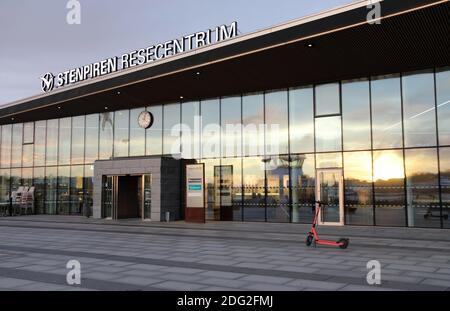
[373,153,404,181]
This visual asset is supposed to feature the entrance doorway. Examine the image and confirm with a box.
[316,169,344,226]
[101,174,152,220]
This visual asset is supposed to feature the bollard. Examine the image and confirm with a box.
[165,211,170,223]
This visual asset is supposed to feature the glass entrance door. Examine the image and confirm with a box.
[316,169,344,226]
[141,174,152,220]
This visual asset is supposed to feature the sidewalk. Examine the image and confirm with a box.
[0,215,449,291]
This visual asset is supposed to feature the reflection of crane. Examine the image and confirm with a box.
[281,155,306,222]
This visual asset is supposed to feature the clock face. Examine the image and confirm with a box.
[138,111,153,129]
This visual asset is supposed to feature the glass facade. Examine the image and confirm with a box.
[0,67,449,228]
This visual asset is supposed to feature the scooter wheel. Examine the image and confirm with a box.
[338,238,349,249]
[306,234,314,247]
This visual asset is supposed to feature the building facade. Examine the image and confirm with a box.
[1,0,449,228]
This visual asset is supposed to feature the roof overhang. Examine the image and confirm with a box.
[1,0,449,124]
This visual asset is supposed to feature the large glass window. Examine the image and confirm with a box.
[58,118,71,165]
[11,123,23,167]
[344,151,373,225]
[221,157,243,221]
[130,108,146,156]
[201,99,220,159]
[181,101,200,159]
[99,112,114,160]
[243,157,266,221]
[146,105,162,156]
[289,87,314,154]
[266,156,290,223]
[405,148,440,228]
[373,150,406,227]
[10,168,21,200]
[436,68,450,146]
[440,148,450,228]
[0,169,10,208]
[315,83,340,116]
[34,121,46,167]
[33,167,45,215]
[342,79,371,151]
[22,168,33,187]
[114,110,129,158]
[70,165,84,215]
[85,114,99,163]
[163,103,180,156]
[371,75,403,149]
[221,96,242,158]
[265,90,289,156]
[22,143,33,168]
[23,122,34,144]
[1,125,12,168]
[45,167,57,215]
[291,154,315,223]
[315,116,342,152]
[57,166,70,215]
[71,116,85,165]
[203,159,221,221]
[316,152,342,169]
[403,71,437,147]
[84,164,94,212]
[243,93,264,157]
[46,119,58,166]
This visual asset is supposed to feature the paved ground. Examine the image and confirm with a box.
[0,215,449,291]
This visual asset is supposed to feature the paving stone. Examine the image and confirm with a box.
[238,275,293,285]
[198,271,246,280]
[286,279,346,290]
[0,277,35,288]
[385,264,437,273]
[421,278,450,288]
[114,276,164,286]
[243,283,299,291]
[153,281,206,291]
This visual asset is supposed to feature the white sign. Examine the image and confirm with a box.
[186,164,205,208]
[40,22,238,93]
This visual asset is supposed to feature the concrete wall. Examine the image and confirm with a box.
[93,157,181,222]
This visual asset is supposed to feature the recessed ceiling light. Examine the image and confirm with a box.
[57,106,61,109]
[307,43,314,48]
[180,96,184,99]
[11,117,15,121]
[105,107,108,110]
[196,72,201,75]
[117,91,121,95]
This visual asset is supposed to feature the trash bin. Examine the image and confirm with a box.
[165,211,170,223]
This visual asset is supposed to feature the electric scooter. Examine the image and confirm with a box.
[306,201,349,249]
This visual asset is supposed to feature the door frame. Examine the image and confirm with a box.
[315,168,344,226]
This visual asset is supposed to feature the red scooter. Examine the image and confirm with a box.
[306,201,349,249]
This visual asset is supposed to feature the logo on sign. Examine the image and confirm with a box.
[40,73,55,92]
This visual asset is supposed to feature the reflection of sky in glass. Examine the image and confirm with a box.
[437,68,450,145]
[373,150,404,181]
[371,75,403,149]
[315,116,342,152]
[289,87,314,154]
[403,71,436,147]
[342,80,371,150]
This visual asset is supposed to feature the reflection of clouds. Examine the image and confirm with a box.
[384,100,450,131]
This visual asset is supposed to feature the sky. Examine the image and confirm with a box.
[0,0,353,106]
